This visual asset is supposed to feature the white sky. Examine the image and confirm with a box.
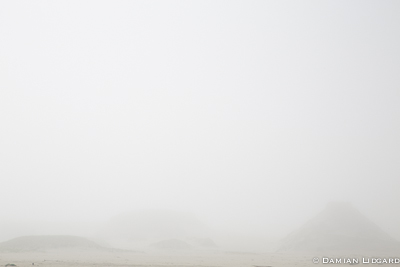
[1,1,399,237]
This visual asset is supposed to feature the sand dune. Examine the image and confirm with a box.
[278,202,400,254]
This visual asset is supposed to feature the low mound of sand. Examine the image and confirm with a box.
[0,235,101,251]
[150,239,192,250]
[186,237,218,248]
[99,210,208,242]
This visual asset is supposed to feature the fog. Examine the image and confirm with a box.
[1,0,399,248]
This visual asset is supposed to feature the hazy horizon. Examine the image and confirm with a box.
[1,0,399,244]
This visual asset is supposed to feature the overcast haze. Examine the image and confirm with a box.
[1,1,399,240]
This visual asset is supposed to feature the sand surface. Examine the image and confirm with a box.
[1,249,399,267]
[0,249,305,267]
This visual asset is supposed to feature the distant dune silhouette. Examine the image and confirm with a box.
[150,238,192,250]
[278,202,400,253]
[98,209,214,249]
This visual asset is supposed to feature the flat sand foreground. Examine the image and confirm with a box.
[0,249,308,267]
[1,249,399,267]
